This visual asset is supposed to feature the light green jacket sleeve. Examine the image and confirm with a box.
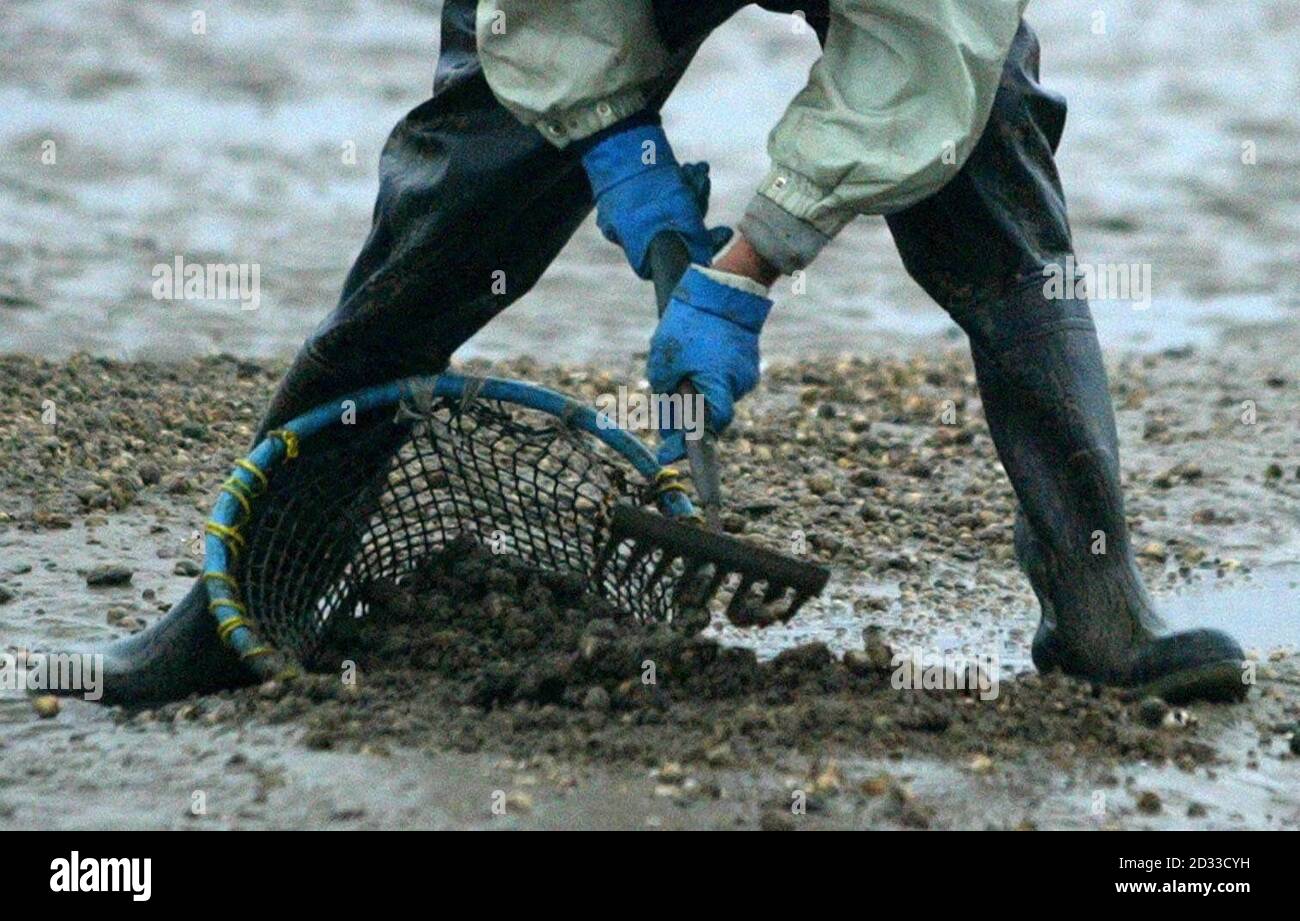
[476,1,670,144]
[476,0,1028,274]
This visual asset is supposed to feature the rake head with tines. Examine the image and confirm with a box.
[595,503,830,626]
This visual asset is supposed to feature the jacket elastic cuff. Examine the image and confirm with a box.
[533,87,652,149]
[755,165,853,235]
[739,192,835,275]
[572,110,660,157]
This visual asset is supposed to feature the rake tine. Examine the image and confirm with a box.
[780,590,815,623]
[725,575,758,625]
[599,504,830,625]
[673,558,706,589]
[700,566,728,606]
[673,560,718,609]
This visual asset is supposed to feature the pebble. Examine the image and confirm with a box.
[173,559,202,577]
[581,686,610,712]
[31,695,60,719]
[1135,790,1162,814]
[807,473,834,496]
[860,773,892,796]
[759,809,797,831]
[504,791,533,814]
[704,742,734,767]
[86,564,133,587]
[0,585,14,605]
[106,606,133,625]
[1138,541,1168,562]
[656,762,684,783]
[862,626,894,672]
[1137,696,1169,728]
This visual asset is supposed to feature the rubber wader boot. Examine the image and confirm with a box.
[53,346,383,705]
[964,287,1247,704]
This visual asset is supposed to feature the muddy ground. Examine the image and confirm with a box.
[1,330,1297,830]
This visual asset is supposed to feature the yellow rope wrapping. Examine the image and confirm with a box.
[652,466,691,500]
[647,467,704,523]
[215,615,249,643]
[210,597,247,618]
[202,571,239,592]
[220,478,253,523]
[205,521,245,558]
[202,571,251,650]
[268,428,300,459]
[234,459,268,492]
[206,445,296,663]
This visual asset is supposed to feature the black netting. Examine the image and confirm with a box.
[238,394,683,668]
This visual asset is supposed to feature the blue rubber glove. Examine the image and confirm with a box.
[647,267,773,465]
[580,121,731,278]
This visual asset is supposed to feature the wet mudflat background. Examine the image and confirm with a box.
[1,0,1298,828]
[2,0,1298,360]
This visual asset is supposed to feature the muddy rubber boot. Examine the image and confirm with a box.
[65,580,252,705]
[961,285,1247,704]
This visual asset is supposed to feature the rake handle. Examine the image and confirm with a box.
[648,232,723,530]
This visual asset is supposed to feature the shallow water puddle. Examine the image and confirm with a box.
[1157,564,1300,653]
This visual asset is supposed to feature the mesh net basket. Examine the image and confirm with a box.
[237,392,682,668]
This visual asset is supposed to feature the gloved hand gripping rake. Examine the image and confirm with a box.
[593,232,830,627]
